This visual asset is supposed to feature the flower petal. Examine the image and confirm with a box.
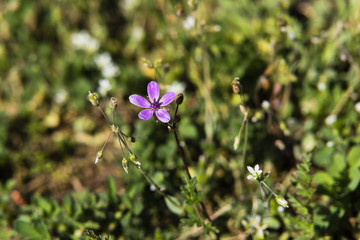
[247,175,255,180]
[247,166,255,174]
[159,92,176,106]
[147,81,160,102]
[138,109,154,120]
[155,109,171,123]
[254,164,259,171]
[129,94,151,108]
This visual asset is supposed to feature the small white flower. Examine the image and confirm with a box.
[102,64,120,78]
[94,53,112,68]
[97,78,112,96]
[183,16,195,30]
[325,115,337,125]
[54,89,68,104]
[71,30,99,52]
[261,100,270,110]
[166,81,186,93]
[355,102,360,113]
[247,164,262,180]
[326,141,334,147]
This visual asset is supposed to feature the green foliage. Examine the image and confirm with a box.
[1,0,360,238]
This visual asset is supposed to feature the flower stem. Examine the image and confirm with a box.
[172,129,212,222]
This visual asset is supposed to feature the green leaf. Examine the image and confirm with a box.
[34,220,50,240]
[348,167,360,191]
[327,152,346,178]
[314,147,334,168]
[106,176,117,203]
[164,196,184,215]
[313,171,334,187]
[14,220,42,239]
[347,145,360,168]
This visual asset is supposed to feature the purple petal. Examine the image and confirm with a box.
[147,81,160,102]
[129,94,151,108]
[138,109,154,120]
[156,109,171,123]
[159,92,176,106]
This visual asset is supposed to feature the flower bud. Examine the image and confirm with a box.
[127,136,136,143]
[122,157,129,174]
[176,93,184,105]
[95,150,103,164]
[163,63,170,73]
[154,58,162,68]
[233,136,240,150]
[141,58,153,68]
[174,113,181,123]
[110,97,118,109]
[275,195,289,208]
[129,154,141,167]
[88,91,100,107]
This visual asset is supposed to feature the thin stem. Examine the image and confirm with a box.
[137,165,178,206]
[98,106,111,126]
[173,129,212,222]
[101,132,113,152]
[260,181,276,196]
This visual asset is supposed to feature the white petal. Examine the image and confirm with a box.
[247,166,255,174]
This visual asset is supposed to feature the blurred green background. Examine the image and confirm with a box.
[1,0,360,239]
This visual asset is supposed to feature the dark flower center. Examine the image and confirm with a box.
[150,100,161,109]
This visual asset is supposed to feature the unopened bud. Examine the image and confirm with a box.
[95,150,103,164]
[231,77,242,94]
[233,136,240,150]
[127,136,136,143]
[110,97,118,109]
[129,154,141,167]
[88,91,100,107]
[154,58,162,68]
[163,63,170,73]
[174,113,181,123]
[141,58,153,68]
[122,157,129,174]
[275,195,289,208]
[176,93,184,105]
[263,171,271,178]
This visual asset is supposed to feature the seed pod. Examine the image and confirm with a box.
[231,77,242,94]
[110,97,118,109]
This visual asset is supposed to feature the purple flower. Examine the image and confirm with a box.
[129,81,176,123]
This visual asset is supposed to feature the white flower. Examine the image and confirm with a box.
[94,53,120,78]
[71,30,99,52]
[97,78,112,96]
[54,89,68,104]
[355,102,360,113]
[166,81,186,93]
[183,16,195,30]
[261,100,270,110]
[325,115,337,125]
[102,64,120,78]
[94,53,112,68]
[247,164,262,180]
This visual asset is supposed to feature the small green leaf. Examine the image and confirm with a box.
[34,220,50,239]
[314,171,334,186]
[348,167,360,191]
[347,145,360,168]
[14,220,42,239]
[164,196,184,215]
